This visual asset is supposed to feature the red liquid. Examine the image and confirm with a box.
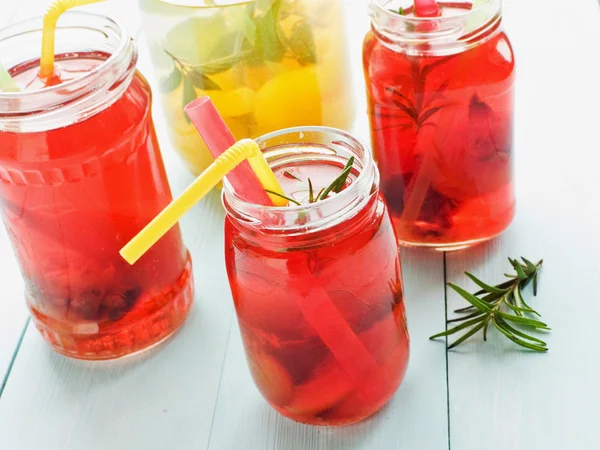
[0,55,194,359]
[363,4,516,249]
[225,161,409,425]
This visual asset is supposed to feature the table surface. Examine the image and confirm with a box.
[1,1,599,449]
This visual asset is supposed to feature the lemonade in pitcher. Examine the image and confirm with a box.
[139,0,355,174]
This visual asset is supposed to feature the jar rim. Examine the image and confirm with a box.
[222,126,378,235]
[0,12,129,99]
[368,0,503,54]
[0,12,136,132]
[370,0,500,22]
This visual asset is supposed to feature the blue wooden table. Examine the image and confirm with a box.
[0,1,599,449]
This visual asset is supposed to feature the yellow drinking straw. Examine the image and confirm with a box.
[40,0,105,79]
[120,138,288,265]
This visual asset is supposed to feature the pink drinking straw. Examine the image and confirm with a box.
[185,97,272,206]
[414,0,440,17]
[185,97,387,401]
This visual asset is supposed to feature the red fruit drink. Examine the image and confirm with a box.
[363,1,516,250]
[223,128,409,425]
[0,14,193,359]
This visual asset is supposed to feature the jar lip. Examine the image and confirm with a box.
[369,0,502,55]
[370,0,499,22]
[0,11,129,100]
[222,126,375,216]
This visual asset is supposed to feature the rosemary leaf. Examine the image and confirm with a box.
[504,301,539,318]
[447,322,486,350]
[447,311,486,324]
[482,317,491,341]
[318,156,354,201]
[521,256,537,273]
[466,272,509,295]
[493,321,548,352]
[265,189,301,206]
[284,170,301,181]
[496,319,547,346]
[429,316,487,340]
[315,188,324,202]
[497,311,550,330]
[514,262,528,280]
[448,283,493,312]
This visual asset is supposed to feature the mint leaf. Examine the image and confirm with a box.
[159,66,182,93]
[187,69,221,91]
[287,21,316,65]
[248,0,285,65]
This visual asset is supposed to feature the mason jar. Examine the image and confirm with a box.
[363,0,515,251]
[139,0,355,175]
[0,12,194,360]
[223,127,409,425]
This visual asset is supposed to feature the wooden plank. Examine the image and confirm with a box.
[207,250,448,450]
[0,3,233,450]
[446,1,600,449]
[0,189,236,450]
[0,0,33,390]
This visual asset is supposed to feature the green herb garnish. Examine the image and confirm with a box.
[316,156,355,202]
[265,189,301,206]
[266,157,355,206]
[161,49,223,94]
[398,7,405,15]
[283,170,302,181]
[430,258,549,352]
[286,21,317,65]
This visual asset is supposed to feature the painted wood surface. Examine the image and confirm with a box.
[0,0,598,449]
[207,249,448,450]
[0,0,33,394]
[445,1,600,449]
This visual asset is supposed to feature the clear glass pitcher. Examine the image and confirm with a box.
[139,0,356,175]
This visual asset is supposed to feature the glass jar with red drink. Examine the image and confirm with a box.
[363,0,515,250]
[223,127,410,425]
[0,12,194,360]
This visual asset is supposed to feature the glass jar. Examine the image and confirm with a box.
[223,127,409,425]
[0,12,194,360]
[363,0,515,251]
[139,0,355,175]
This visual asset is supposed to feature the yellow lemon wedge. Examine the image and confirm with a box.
[254,67,322,131]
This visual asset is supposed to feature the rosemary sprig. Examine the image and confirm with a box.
[265,189,301,206]
[308,178,315,203]
[283,170,301,181]
[265,157,355,206]
[317,156,354,202]
[389,6,405,15]
[430,257,549,352]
